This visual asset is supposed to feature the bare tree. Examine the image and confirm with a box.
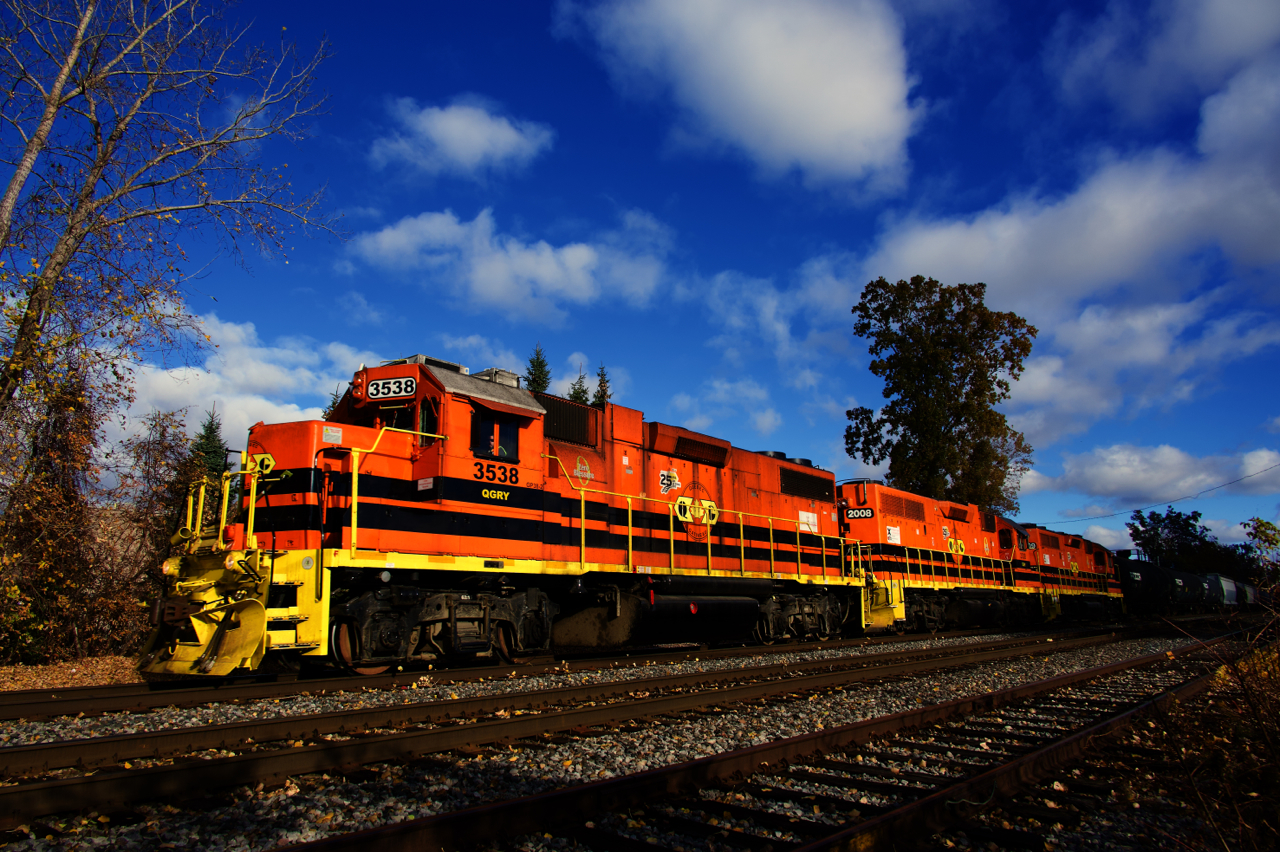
[0,0,333,416]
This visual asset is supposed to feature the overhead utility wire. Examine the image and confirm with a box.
[1035,460,1280,526]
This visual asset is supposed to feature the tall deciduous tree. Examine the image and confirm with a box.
[1128,506,1261,580]
[0,0,333,419]
[0,371,101,661]
[1243,517,1279,585]
[845,276,1037,514]
[591,361,611,407]
[1127,506,1215,569]
[567,365,588,404]
[524,343,550,394]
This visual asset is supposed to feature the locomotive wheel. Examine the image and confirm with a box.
[332,621,390,676]
[752,623,776,646]
[494,623,515,665]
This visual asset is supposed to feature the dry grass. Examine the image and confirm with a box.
[1150,617,1280,851]
[0,655,143,691]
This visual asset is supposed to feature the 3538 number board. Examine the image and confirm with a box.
[473,462,519,484]
[367,377,416,399]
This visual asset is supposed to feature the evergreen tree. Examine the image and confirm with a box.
[591,362,612,407]
[323,385,345,420]
[190,406,229,483]
[567,365,589,404]
[845,276,1037,514]
[524,343,552,394]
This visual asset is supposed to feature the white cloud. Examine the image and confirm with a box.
[336,291,385,326]
[858,151,1280,323]
[1267,415,1280,433]
[1082,524,1134,551]
[1019,469,1055,495]
[1048,0,1280,119]
[751,408,782,436]
[800,394,856,426]
[125,316,382,447]
[350,208,673,324]
[1007,297,1280,445]
[339,205,383,220]
[667,377,779,435]
[565,0,920,190]
[817,50,1280,446]
[1239,449,1280,494]
[854,47,1280,317]
[439,334,521,374]
[1203,517,1251,543]
[1032,443,1280,504]
[370,97,554,177]
[1059,503,1116,518]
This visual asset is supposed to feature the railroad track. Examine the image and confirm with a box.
[286,635,1230,851]
[0,626,1034,722]
[0,630,1131,830]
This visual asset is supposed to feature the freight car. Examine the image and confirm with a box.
[1118,557,1259,616]
[140,353,1124,677]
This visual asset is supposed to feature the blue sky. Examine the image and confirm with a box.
[133,0,1280,549]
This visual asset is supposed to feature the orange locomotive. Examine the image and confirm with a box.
[836,483,1123,631]
[139,354,1124,677]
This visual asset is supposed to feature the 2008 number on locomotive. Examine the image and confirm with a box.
[367,377,416,399]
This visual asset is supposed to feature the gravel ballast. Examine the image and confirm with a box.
[0,632,1041,747]
[0,636,1211,851]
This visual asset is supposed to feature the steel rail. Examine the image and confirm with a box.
[0,632,1104,778]
[792,659,1224,850]
[0,632,1126,827]
[280,634,1229,852]
[0,626,1075,721]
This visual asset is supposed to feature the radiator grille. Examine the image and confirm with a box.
[1042,533,1061,550]
[673,436,728,468]
[536,393,596,446]
[779,467,835,502]
[880,493,926,522]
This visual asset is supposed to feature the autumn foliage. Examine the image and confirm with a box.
[845,275,1037,514]
[0,0,328,664]
[0,376,206,663]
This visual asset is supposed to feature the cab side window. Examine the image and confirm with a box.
[998,529,1013,550]
[471,409,519,461]
[419,397,440,446]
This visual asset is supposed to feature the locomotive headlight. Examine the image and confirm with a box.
[301,556,315,571]
[379,570,392,583]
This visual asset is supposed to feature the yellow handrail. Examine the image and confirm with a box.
[246,453,260,546]
[350,426,448,556]
[216,454,262,551]
[539,452,859,579]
